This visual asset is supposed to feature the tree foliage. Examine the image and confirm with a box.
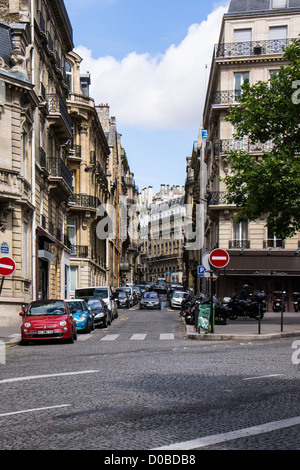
[222,38,300,239]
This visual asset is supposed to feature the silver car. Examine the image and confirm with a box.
[170,291,188,309]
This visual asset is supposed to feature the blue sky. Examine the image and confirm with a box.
[64,0,228,192]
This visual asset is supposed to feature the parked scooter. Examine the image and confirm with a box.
[292,292,300,312]
[272,291,286,312]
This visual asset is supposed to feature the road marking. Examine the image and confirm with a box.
[0,370,98,384]
[152,416,300,450]
[130,334,147,341]
[101,334,120,341]
[243,374,284,381]
[77,334,93,341]
[160,333,174,340]
[0,263,14,271]
[0,404,71,418]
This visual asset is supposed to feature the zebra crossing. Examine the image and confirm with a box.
[73,331,179,342]
[100,333,175,341]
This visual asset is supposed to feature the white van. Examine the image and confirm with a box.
[75,286,118,321]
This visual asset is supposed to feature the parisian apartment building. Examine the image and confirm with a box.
[139,184,186,284]
[185,0,300,308]
[0,0,138,325]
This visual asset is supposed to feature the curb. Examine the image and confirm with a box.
[185,324,300,341]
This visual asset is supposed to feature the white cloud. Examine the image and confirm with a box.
[75,4,228,131]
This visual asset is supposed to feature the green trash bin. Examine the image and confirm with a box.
[198,304,214,332]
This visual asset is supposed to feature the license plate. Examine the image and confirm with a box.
[37,330,54,335]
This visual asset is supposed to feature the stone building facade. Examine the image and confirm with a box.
[188,0,300,306]
[139,185,185,284]
[0,0,138,324]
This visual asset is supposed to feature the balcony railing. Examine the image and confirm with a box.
[263,239,285,249]
[229,240,251,249]
[47,94,73,136]
[215,139,274,155]
[68,144,82,159]
[47,157,73,191]
[208,192,230,206]
[70,245,89,258]
[68,194,100,209]
[215,38,292,58]
[210,90,241,106]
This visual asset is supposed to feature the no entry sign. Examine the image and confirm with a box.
[209,249,230,269]
[0,257,16,276]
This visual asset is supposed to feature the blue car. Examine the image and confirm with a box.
[65,299,94,333]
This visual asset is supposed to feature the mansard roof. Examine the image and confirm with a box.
[228,0,300,14]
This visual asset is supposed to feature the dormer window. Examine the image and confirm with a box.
[271,0,288,8]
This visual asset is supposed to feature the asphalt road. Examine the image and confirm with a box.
[0,304,299,454]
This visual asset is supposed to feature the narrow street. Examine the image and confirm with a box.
[0,304,299,452]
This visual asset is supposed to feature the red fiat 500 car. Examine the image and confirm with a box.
[20,300,77,345]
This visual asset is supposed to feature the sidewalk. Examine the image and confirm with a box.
[1,311,300,345]
[185,310,300,341]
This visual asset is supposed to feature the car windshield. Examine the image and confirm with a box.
[87,299,101,308]
[66,301,84,312]
[27,301,66,316]
[173,292,184,298]
[76,288,108,299]
[118,292,127,297]
[143,293,158,299]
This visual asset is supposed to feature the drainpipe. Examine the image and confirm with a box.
[30,0,36,300]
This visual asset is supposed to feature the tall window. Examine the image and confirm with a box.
[234,72,249,101]
[234,29,252,56]
[65,61,73,92]
[23,222,28,278]
[269,26,288,53]
[67,218,76,247]
[22,131,28,180]
[232,221,248,248]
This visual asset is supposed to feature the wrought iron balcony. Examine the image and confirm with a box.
[47,94,73,138]
[207,192,231,207]
[229,240,251,249]
[68,193,100,209]
[47,157,73,200]
[70,245,89,258]
[263,239,285,249]
[210,90,241,106]
[215,139,274,155]
[215,38,292,58]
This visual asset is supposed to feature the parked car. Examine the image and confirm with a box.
[132,286,142,300]
[170,291,189,309]
[75,286,117,322]
[167,283,184,300]
[140,292,161,310]
[153,281,168,295]
[116,291,131,309]
[64,299,94,333]
[83,297,108,328]
[19,300,77,345]
[115,287,134,306]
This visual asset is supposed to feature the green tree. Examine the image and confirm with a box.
[222,38,300,240]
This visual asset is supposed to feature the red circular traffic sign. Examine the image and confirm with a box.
[209,249,230,269]
[0,257,16,276]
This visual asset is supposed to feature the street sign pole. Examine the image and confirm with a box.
[0,276,4,296]
[208,249,231,334]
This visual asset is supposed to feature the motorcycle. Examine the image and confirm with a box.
[227,292,266,321]
[292,292,300,312]
[213,296,229,325]
[272,291,286,312]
